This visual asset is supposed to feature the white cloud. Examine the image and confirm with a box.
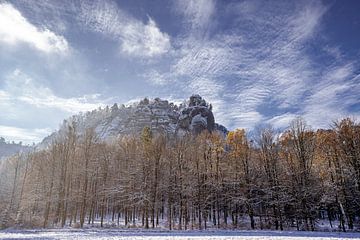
[175,0,215,34]
[2,69,106,113]
[302,64,359,128]
[0,69,109,143]
[288,2,327,42]
[0,2,69,54]
[163,0,345,131]
[226,1,326,111]
[189,77,224,97]
[323,63,354,82]
[142,70,170,86]
[0,125,51,144]
[121,18,171,57]
[173,39,235,77]
[79,0,170,58]
[266,113,299,129]
[322,45,343,60]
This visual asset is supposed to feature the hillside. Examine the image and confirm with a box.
[41,95,228,146]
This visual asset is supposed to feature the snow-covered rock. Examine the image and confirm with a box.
[40,95,228,146]
[177,94,216,135]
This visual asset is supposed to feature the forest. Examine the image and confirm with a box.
[0,117,359,232]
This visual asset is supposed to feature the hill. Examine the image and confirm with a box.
[41,94,228,146]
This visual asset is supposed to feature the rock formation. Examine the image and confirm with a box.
[177,94,216,135]
[41,95,228,146]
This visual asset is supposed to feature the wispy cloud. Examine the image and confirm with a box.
[142,70,170,86]
[2,69,106,113]
[302,63,360,128]
[266,113,299,130]
[153,0,356,131]
[0,125,51,144]
[78,0,171,58]
[0,2,69,54]
[0,68,109,143]
[175,0,215,36]
[121,17,171,57]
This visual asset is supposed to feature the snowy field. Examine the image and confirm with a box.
[1,229,360,240]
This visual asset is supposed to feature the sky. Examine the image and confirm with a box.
[0,0,359,144]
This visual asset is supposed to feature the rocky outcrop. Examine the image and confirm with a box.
[177,94,216,135]
[40,95,228,146]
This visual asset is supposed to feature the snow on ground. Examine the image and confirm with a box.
[0,229,360,240]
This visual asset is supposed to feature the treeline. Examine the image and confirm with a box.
[0,117,359,231]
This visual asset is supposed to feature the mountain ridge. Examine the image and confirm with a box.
[40,95,228,147]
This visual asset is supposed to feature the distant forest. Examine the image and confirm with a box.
[0,138,30,160]
[0,117,359,231]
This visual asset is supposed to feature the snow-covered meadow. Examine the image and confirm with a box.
[1,229,360,240]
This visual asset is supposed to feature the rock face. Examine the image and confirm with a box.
[41,95,228,146]
[177,94,216,135]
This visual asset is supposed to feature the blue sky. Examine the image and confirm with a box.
[0,0,359,144]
